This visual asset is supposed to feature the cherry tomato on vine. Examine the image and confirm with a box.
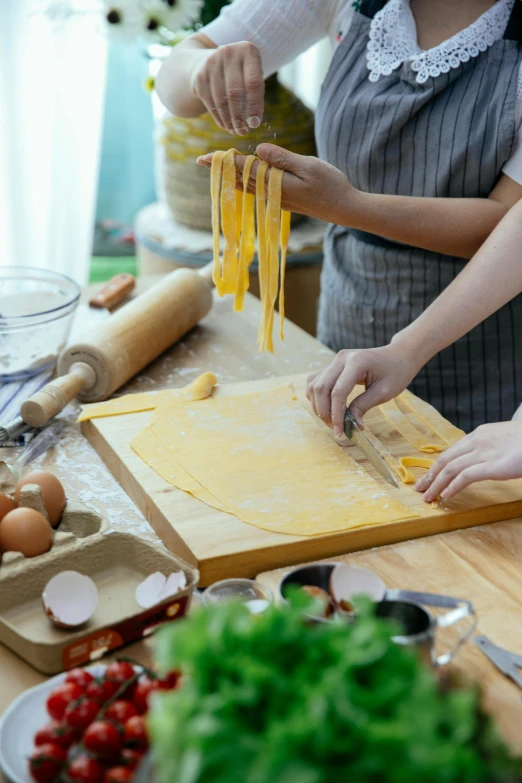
[86,679,119,704]
[158,670,181,691]
[123,715,148,750]
[105,662,135,685]
[104,767,133,783]
[28,743,67,783]
[64,699,100,732]
[120,748,144,770]
[67,755,105,783]
[83,721,122,759]
[34,721,77,751]
[105,700,138,725]
[46,683,84,721]
[65,669,95,689]
[104,662,136,699]
[132,677,159,714]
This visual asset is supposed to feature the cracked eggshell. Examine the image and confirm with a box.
[158,571,187,601]
[135,572,167,609]
[330,564,386,611]
[42,570,98,628]
[136,571,188,609]
[15,471,66,528]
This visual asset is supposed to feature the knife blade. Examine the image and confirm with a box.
[344,409,400,488]
[474,635,522,693]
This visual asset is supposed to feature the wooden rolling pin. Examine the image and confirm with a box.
[21,264,214,427]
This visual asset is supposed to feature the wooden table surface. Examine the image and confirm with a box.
[1,277,522,772]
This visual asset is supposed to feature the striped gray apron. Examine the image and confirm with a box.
[315,0,522,431]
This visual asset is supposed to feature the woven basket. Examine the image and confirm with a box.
[161,74,316,230]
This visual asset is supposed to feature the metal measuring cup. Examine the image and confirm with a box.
[378,590,477,667]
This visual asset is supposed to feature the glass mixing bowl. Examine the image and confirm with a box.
[0,267,80,381]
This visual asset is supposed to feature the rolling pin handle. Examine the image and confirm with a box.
[21,362,96,427]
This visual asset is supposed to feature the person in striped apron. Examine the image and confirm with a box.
[311,200,522,501]
[157,0,522,432]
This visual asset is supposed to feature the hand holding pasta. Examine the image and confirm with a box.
[199,144,359,224]
[208,148,290,352]
[416,421,522,501]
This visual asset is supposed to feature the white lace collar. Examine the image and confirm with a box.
[366,0,515,83]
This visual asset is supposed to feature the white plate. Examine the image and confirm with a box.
[0,666,107,783]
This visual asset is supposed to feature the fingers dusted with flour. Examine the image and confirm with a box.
[416,422,522,502]
[156,37,264,134]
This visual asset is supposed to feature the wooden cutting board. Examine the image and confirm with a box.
[81,374,522,584]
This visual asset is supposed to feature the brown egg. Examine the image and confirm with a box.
[15,471,66,528]
[0,508,52,557]
[0,492,15,522]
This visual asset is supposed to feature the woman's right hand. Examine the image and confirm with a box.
[190,40,265,136]
[306,343,422,436]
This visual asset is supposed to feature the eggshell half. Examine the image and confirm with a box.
[158,571,187,601]
[15,470,66,527]
[135,572,167,609]
[42,571,98,628]
[330,564,386,608]
[0,508,52,557]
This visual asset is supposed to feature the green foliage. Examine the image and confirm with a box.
[198,0,231,27]
[150,596,520,783]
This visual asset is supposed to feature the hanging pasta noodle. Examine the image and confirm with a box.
[210,149,290,353]
[279,210,291,341]
[234,155,256,312]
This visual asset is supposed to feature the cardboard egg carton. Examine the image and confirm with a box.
[1,492,109,568]
[0,490,199,674]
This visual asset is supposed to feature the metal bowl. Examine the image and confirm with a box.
[279,563,339,622]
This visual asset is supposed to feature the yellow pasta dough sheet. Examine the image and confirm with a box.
[78,372,218,422]
[131,385,416,537]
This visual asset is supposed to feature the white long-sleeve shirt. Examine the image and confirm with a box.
[202,0,522,184]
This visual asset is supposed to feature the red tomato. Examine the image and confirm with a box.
[67,755,105,783]
[83,721,122,759]
[46,683,84,721]
[123,716,148,750]
[105,700,138,725]
[64,699,100,731]
[86,679,119,704]
[105,662,135,684]
[65,669,95,689]
[120,749,143,770]
[29,743,67,783]
[132,677,159,715]
[34,721,77,750]
[104,662,136,699]
[158,670,181,691]
[104,768,133,783]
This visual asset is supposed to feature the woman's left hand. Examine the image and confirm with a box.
[415,421,522,502]
[197,143,361,225]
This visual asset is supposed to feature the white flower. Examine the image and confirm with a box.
[102,0,203,38]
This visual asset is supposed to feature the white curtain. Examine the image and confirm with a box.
[0,1,107,284]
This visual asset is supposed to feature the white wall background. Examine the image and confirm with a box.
[0,1,107,284]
